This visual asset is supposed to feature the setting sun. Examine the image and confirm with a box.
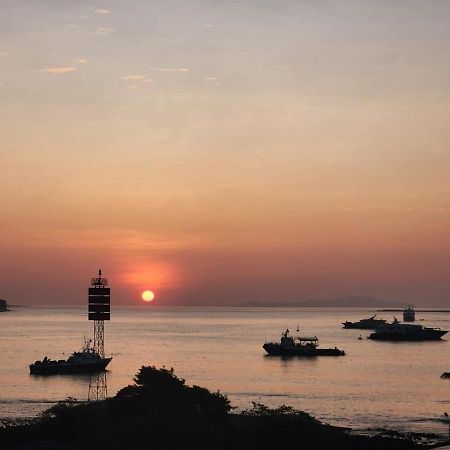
[141,290,155,302]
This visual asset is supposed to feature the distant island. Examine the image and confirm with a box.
[239,296,404,308]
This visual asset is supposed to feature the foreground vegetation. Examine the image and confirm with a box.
[0,366,441,449]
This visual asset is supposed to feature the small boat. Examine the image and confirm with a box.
[29,340,112,375]
[368,318,447,341]
[342,315,387,329]
[263,329,345,356]
[403,305,416,322]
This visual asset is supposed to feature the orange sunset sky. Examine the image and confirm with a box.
[1,0,450,306]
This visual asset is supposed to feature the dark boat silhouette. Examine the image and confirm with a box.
[29,340,112,375]
[263,329,345,356]
[342,315,387,329]
[368,318,447,341]
[403,305,416,322]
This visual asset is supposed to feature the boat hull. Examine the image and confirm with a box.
[29,358,112,375]
[342,322,384,330]
[368,330,447,341]
[263,343,345,356]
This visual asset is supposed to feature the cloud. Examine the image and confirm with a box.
[337,205,414,212]
[149,67,190,72]
[204,77,217,82]
[74,59,87,64]
[44,66,77,75]
[96,27,115,35]
[94,9,110,14]
[121,75,153,87]
[338,205,450,213]
[121,74,145,81]
[0,51,10,57]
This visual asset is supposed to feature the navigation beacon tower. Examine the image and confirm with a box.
[88,269,110,401]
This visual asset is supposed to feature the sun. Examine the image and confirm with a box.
[141,290,155,302]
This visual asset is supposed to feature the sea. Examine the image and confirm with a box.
[1,306,450,438]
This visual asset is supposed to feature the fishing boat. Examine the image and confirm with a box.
[263,329,345,356]
[29,340,112,375]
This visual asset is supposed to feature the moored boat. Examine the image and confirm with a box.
[342,315,386,329]
[263,329,345,356]
[29,340,112,375]
[403,305,416,322]
[368,318,446,341]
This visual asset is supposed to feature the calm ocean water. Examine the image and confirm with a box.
[1,306,450,437]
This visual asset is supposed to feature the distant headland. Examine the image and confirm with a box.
[238,296,404,308]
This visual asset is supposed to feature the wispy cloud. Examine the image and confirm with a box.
[338,205,450,213]
[96,27,115,35]
[94,9,110,14]
[121,74,145,81]
[74,59,87,64]
[44,66,77,75]
[204,77,217,82]
[149,67,190,72]
[0,51,10,57]
[338,205,413,212]
[122,75,153,89]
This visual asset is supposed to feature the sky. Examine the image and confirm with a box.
[1,0,450,306]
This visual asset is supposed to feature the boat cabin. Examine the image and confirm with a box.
[280,329,319,348]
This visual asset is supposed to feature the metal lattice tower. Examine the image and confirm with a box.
[88,371,107,402]
[93,319,105,358]
[87,269,110,402]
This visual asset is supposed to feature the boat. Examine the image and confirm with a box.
[263,329,345,356]
[342,315,387,329]
[403,305,416,322]
[29,340,112,375]
[368,318,447,341]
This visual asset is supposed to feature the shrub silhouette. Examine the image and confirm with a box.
[115,365,231,421]
[1,366,427,450]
